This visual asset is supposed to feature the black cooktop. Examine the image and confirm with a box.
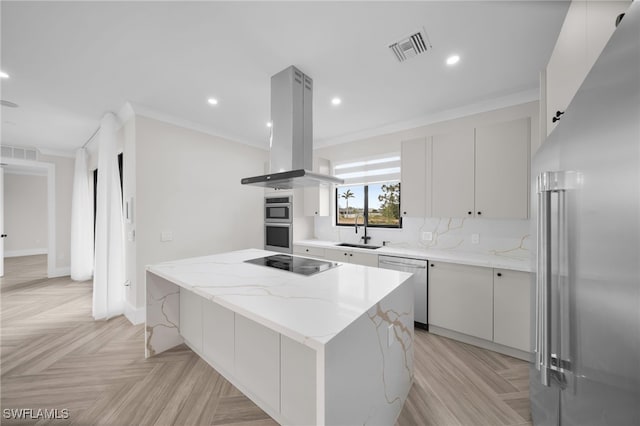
[245,254,340,276]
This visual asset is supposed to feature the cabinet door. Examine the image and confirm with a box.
[179,288,203,352]
[235,314,280,412]
[475,118,530,219]
[304,185,330,216]
[546,1,631,137]
[304,157,331,216]
[324,248,351,262]
[586,1,631,79]
[349,252,378,267]
[428,261,493,340]
[401,137,432,217]
[281,335,317,425]
[494,269,531,352]
[546,0,587,136]
[293,244,326,258]
[432,129,475,218]
[202,300,235,374]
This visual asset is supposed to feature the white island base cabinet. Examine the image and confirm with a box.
[147,270,414,426]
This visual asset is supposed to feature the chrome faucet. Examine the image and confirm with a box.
[354,214,372,244]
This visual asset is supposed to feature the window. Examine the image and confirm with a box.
[336,182,401,228]
[334,154,402,228]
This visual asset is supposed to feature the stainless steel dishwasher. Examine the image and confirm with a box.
[378,255,428,329]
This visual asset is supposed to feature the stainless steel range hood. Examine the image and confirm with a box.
[241,66,343,189]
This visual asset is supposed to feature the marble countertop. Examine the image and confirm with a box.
[147,248,413,351]
[294,239,532,272]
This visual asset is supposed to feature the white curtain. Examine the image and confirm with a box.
[93,112,125,320]
[70,148,94,281]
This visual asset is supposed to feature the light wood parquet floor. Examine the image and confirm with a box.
[1,255,531,425]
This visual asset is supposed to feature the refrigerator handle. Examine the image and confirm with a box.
[536,171,581,387]
[536,184,552,387]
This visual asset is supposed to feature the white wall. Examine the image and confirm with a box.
[129,115,267,318]
[38,153,75,273]
[122,116,137,320]
[4,172,48,256]
[312,101,539,258]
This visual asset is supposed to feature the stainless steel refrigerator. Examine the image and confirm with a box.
[530,3,640,425]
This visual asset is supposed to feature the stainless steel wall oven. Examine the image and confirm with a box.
[264,196,293,253]
[265,196,292,223]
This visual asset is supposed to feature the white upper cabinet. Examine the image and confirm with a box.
[304,157,331,216]
[400,137,432,217]
[546,0,631,136]
[475,118,530,219]
[546,0,587,136]
[432,129,475,218]
[431,120,529,219]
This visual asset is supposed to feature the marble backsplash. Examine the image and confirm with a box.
[313,216,531,261]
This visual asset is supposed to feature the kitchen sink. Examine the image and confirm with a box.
[335,243,381,250]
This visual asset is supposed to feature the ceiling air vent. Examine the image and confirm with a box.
[1,145,38,161]
[389,28,432,63]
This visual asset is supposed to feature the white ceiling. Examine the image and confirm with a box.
[1,1,569,153]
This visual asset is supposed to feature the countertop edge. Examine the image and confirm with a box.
[293,239,532,273]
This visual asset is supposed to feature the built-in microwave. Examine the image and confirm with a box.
[265,196,292,223]
[265,223,292,253]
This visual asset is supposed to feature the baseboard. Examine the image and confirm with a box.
[49,267,71,278]
[428,325,533,362]
[124,301,145,325]
[4,248,48,258]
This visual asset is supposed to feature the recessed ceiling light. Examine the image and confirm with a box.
[266,122,272,128]
[331,97,342,106]
[207,98,218,105]
[446,55,460,66]
[0,71,9,79]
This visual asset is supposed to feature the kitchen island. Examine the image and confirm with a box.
[145,248,414,425]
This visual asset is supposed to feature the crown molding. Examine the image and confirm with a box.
[37,147,76,158]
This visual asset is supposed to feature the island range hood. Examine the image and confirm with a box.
[241,66,344,189]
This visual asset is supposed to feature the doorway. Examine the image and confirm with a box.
[1,158,56,278]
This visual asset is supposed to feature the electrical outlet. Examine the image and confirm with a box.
[422,231,433,241]
[472,233,480,244]
[388,324,394,347]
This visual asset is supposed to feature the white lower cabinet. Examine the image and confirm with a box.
[324,249,350,262]
[493,269,531,352]
[235,314,280,412]
[293,244,326,258]
[202,300,235,374]
[324,247,378,267]
[179,288,203,351]
[349,251,379,267]
[428,261,494,341]
[429,261,531,354]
